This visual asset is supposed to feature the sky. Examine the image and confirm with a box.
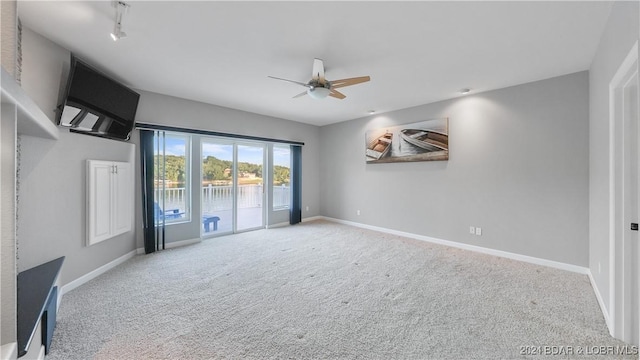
[158,135,290,167]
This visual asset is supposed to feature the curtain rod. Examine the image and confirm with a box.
[135,122,305,146]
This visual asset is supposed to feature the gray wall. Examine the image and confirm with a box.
[588,1,639,314]
[17,27,137,285]
[132,90,321,248]
[1,104,17,346]
[320,72,589,267]
[0,0,18,347]
[17,133,136,283]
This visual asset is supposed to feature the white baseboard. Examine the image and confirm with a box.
[165,237,200,249]
[21,344,44,360]
[136,237,201,255]
[588,270,612,334]
[321,216,589,275]
[20,321,43,360]
[55,276,63,312]
[302,216,323,223]
[1,342,16,360]
[61,249,137,296]
[36,344,44,360]
[266,222,289,229]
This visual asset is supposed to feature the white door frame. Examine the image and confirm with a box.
[201,137,266,236]
[609,40,640,345]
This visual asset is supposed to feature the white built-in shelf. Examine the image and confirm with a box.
[1,67,59,140]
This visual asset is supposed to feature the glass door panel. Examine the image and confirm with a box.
[201,140,234,235]
[155,133,191,225]
[272,145,291,210]
[236,144,265,231]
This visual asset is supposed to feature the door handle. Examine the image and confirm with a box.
[632,223,638,231]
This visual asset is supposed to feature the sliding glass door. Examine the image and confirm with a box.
[236,144,265,231]
[201,139,265,235]
[202,139,234,234]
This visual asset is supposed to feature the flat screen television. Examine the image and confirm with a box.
[56,54,139,141]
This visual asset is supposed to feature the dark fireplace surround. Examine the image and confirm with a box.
[17,257,64,357]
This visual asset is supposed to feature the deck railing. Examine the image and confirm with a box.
[272,185,290,210]
[155,184,289,214]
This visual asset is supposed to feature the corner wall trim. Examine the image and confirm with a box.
[320,217,589,275]
[588,270,612,334]
[61,249,137,296]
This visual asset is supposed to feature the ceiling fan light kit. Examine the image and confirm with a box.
[308,86,331,99]
[268,58,370,100]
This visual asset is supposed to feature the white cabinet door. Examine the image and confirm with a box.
[87,160,133,246]
[87,161,114,245]
[112,161,132,237]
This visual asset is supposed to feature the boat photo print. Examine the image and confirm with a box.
[365,118,449,163]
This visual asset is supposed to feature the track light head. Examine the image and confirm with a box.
[111,26,126,41]
[110,1,130,41]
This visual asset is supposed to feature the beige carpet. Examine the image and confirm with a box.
[48,220,636,359]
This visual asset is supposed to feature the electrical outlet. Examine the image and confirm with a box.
[357,210,361,216]
[475,227,482,236]
[469,226,475,234]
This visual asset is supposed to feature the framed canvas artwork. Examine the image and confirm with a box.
[365,118,449,163]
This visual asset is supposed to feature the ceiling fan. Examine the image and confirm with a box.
[268,58,370,100]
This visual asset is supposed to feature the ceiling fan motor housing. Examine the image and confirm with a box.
[308,80,331,90]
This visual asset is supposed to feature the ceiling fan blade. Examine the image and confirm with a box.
[329,89,346,99]
[292,90,308,98]
[330,76,371,89]
[267,76,310,88]
[312,58,326,85]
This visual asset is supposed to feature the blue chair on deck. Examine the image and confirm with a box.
[154,202,184,221]
[202,216,220,232]
[155,202,219,232]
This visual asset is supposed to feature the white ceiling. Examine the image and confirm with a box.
[18,1,612,126]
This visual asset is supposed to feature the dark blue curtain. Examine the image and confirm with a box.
[139,130,156,254]
[290,145,302,225]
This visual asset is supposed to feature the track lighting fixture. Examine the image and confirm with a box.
[110,1,130,41]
